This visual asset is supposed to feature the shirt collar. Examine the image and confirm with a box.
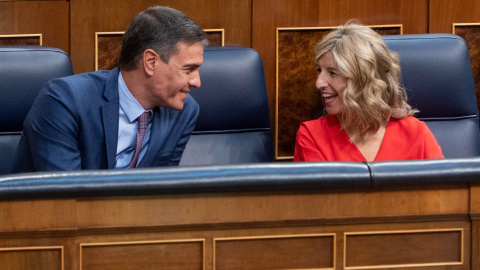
[118,71,149,123]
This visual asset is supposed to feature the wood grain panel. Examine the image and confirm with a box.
[429,0,480,33]
[0,199,76,232]
[0,1,69,53]
[430,1,480,126]
[80,240,204,270]
[344,229,463,269]
[0,246,63,270]
[71,0,251,74]
[214,234,335,269]
[253,0,428,153]
[75,186,468,228]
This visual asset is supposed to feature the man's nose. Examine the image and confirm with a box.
[189,71,201,88]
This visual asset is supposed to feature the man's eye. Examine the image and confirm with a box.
[185,68,196,74]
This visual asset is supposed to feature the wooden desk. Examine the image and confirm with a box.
[0,183,473,270]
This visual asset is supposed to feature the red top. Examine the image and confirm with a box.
[293,115,444,162]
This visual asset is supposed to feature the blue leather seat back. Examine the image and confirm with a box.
[0,46,73,174]
[180,47,274,165]
[383,34,480,158]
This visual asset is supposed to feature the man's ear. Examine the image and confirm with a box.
[143,49,158,76]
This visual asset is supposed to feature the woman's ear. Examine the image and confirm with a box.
[143,49,158,76]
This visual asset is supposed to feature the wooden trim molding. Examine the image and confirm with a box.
[79,239,205,270]
[213,233,336,270]
[343,228,463,269]
[0,33,42,46]
[0,246,64,270]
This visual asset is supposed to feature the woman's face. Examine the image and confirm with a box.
[316,52,347,115]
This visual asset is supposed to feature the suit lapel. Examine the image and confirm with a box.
[101,68,120,169]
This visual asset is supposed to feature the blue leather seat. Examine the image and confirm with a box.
[180,47,274,165]
[0,46,73,174]
[383,34,480,158]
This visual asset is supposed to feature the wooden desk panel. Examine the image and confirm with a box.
[0,184,473,270]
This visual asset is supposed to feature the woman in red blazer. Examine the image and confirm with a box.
[293,22,444,162]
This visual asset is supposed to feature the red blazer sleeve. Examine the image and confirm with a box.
[293,123,326,161]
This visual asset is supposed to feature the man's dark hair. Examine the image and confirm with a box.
[118,6,208,71]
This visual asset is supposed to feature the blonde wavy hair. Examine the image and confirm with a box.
[315,21,418,141]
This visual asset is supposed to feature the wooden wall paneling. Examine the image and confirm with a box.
[0,1,69,53]
[252,0,428,160]
[429,0,480,33]
[70,0,251,74]
[430,0,480,127]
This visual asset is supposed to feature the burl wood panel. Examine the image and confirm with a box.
[96,33,123,71]
[205,31,223,47]
[96,31,223,71]
[276,26,401,159]
[214,234,334,269]
[276,28,330,158]
[453,25,480,124]
[0,247,62,270]
[0,35,41,46]
[81,241,203,270]
[345,229,463,268]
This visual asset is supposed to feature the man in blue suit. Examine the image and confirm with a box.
[10,6,208,172]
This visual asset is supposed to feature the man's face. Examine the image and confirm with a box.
[149,42,204,110]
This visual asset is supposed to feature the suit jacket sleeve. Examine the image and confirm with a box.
[147,95,200,167]
[169,97,200,165]
[20,78,82,171]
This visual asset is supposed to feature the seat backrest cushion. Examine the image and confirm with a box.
[0,46,73,174]
[383,34,480,158]
[180,47,273,165]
